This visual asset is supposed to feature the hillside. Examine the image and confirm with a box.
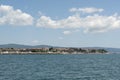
[0,44,52,48]
[0,44,120,53]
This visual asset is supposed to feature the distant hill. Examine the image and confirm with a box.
[0,44,53,48]
[83,47,120,53]
[0,44,120,53]
[104,48,120,53]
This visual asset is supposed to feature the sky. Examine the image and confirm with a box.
[0,0,120,48]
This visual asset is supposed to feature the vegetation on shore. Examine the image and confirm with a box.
[0,47,108,54]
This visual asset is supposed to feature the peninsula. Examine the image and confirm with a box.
[0,47,107,54]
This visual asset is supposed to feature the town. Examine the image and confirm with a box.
[0,47,108,54]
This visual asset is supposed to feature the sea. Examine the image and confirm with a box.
[0,54,120,80]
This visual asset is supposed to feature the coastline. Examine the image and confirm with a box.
[0,52,108,55]
[0,47,108,55]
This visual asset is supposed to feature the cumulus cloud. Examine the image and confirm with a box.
[69,7,104,13]
[1,5,119,33]
[32,40,40,44]
[0,5,33,26]
[36,8,120,33]
[63,31,71,35]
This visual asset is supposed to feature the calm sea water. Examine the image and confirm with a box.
[0,54,120,80]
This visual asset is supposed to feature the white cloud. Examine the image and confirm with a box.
[36,16,59,28]
[69,7,104,13]
[32,40,40,44]
[36,8,120,33]
[63,31,71,35]
[0,5,33,26]
[74,29,80,32]
[83,14,120,33]
[1,5,119,33]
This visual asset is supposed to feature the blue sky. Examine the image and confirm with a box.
[0,0,120,48]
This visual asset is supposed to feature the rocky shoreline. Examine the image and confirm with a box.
[0,47,108,54]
